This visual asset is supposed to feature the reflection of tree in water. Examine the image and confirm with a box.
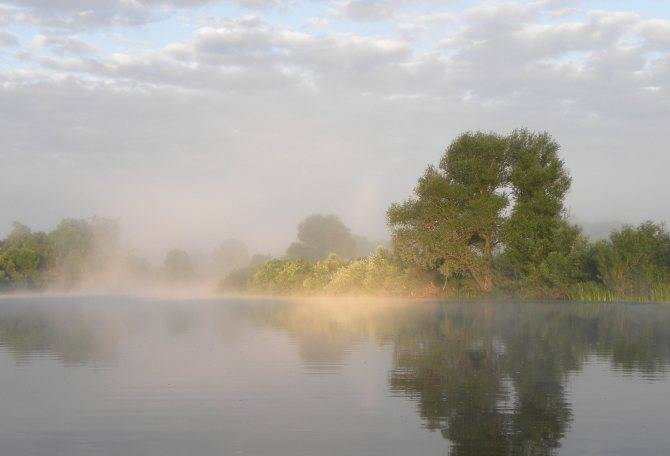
[251,300,670,455]
[164,307,196,337]
[388,304,574,455]
[0,301,122,365]
[3,298,668,454]
[246,299,380,370]
[0,300,238,366]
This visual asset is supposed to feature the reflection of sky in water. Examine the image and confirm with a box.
[0,297,669,455]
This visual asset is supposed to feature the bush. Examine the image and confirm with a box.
[303,254,348,293]
[249,259,313,294]
[592,222,670,298]
[236,247,436,297]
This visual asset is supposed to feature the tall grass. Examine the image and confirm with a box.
[569,282,670,303]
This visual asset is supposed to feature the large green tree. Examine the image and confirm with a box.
[497,130,587,295]
[388,129,575,293]
[388,132,507,292]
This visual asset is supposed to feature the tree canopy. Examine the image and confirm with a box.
[388,129,578,293]
[285,214,357,261]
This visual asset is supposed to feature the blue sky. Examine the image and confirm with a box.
[4,1,669,57]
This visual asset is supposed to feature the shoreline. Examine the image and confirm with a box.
[1,289,668,305]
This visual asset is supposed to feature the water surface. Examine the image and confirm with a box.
[0,296,669,455]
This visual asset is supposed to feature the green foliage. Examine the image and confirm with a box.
[48,219,94,286]
[586,222,670,300]
[568,282,619,302]
[389,129,578,294]
[285,214,357,261]
[250,258,314,294]
[497,221,593,298]
[48,216,121,288]
[325,247,425,296]
[219,254,277,292]
[241,247,436,297]
[499,131,575,291]
[385,129,670,301]
[303,254,348,292]
[0,222,54,289]
[2,128,670,302]
[0,217,121,290]
[222,130,670,302]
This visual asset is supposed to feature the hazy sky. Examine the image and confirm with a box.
[1,0,669,257]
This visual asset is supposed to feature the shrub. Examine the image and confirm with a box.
[592,222,670,297]
[250,259,313,294]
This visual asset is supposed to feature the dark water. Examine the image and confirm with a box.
[0,297,669,456]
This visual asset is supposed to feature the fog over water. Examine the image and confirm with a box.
[1,0,669,257]
[1,296,669,455]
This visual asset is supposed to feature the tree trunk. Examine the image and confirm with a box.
[481,234,494,293]
[467,233,495,293]
[481,272,493,293]
[471,266,494,293]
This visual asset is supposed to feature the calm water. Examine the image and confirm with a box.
[0,297,669,455]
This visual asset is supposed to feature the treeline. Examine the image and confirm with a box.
[0,217,259,292]
[222,129,670,302]
[0,217,124,290]
[3,129,669,301]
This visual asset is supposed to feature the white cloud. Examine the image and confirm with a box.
[335,0,396,21]
[0,0,287,29]
[31,33,97,55]
[305,16,329,28]
[0,29,17,46]
[637,18,670,49]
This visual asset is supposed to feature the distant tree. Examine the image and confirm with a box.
[285,214,356,261]
[48,216,120,287]
[214,239,250,273]
[4,222,32,245]
[220,268,252,291]
[49,219,93,265]
[163,249,193,281]
[88,216,121,261]
[352,235,382,259]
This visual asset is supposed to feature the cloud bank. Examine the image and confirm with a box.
[1,0,669,257]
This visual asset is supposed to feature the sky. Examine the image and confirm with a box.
[0,0,669,258]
